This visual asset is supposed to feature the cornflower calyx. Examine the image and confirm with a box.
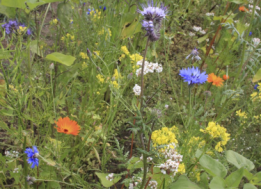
[138,0,167,41]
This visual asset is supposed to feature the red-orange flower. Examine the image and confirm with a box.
[239,6,248,12]
[223,75,229,80]
[55,117,81,135]
[207,73,224,87]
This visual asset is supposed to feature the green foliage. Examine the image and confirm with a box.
[45,52,76,66]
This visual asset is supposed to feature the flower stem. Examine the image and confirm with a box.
[140,38,150,110]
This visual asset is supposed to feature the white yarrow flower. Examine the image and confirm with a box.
[133,84,141,96]
[189,32,195,36]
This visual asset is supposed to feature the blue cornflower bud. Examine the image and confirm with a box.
[254,84,259,90]
[249,31,252,36]
[103,6,106,11]
[87,48,92,57]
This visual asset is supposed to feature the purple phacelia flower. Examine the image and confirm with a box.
[138,0,167,41]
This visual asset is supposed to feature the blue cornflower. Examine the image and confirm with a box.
[179,67,208,85]
[254,84,259,90]
[26,28,32,36]
[24,146,39,168]
[138,0,167,41]
[249,31,252,36]
[103,6,106,11]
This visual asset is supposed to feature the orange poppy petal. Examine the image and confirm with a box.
[55,117,81,135]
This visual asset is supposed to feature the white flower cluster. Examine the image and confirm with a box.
[206,12,214,16]
[136,60,163,77]
[248,3,260,15]
[140,154,153,162]
[252,38,261,47]
[106,173,114,182]
[158,143,183,176]
[133,84,141,96]
[13,168,19,173]
[129,176,142,189]
[5,151,19,158]
[188,32,195,36]
[192,25,206,35]
[148,180,158,189]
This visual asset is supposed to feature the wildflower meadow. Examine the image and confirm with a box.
[1,0,261,188]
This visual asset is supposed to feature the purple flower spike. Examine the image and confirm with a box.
[138,0,167,41]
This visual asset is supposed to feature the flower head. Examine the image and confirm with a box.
[179,67,208,85]
[55,117,81,135]
[138,0,167,41]
[223,74,229,80]
[239,6,248,12]
[254,84,259,90]
[24,146,39,168]
[186,48,201,61]
[133,84,141,95]
[207,73,224,86]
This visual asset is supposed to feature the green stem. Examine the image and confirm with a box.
[23,136,28,189]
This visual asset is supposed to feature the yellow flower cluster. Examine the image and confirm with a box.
[151,126,178,146]
[98,28,112,40]
[90,9,101,21]
[61,33,74,41]
[111,81,119,89]
[188,136,206,149]
[121,46,129,55]
[113,69,122,80]
[17,26,27,35]
[96,74,105,83]
[79,52,89,60]
[236,109,247,119]
[177,163,185,174]
[200,122,230,152]
[129,53,143,64]
[50,18,58,25]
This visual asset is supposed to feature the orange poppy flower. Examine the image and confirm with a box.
[207,73,224,86]
[223,75,229,80]
[239,6,248,12]
[55,117,81,135]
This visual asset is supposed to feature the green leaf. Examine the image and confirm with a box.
[228,0,248,4]
[0,3,16,18]
[209,177,225,189]
[168,175,201,189]
[226,150,255,171]
[95,172,121,188]
[197,34,209,43]
[252,172,261,183]
[46,181,61,189]
[198,172,209,189]
[30,40,44,57]
[45,52,75,66]
[1,0,63,11]
[243,183,258,189]
[127,157,143,170]
[252,68,261,83]
[244,169,253,181]
[225,167,244,188]
[199,154,227,178]
[120,19,142,39]
[0,49,12,59]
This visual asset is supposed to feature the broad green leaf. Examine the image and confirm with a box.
[121,19,142,39]
[127,157,143,170]
[197,34,209,43]
[236,21,248,35]
[225,167,244,188]
[244,169,254,180]
[252,68,261,83]
[209,177,225,189]
[30,40,43,57]
[1,0,62,11]
[0,4,16,18]
[226,150,255,171]
[199,154,227,178]
[243,183,258,189]
[198,172,209,189]
[168,175,201,189]
[252,172,261,183]
[228,0,248,4]
[45,52,75,66]
[95,172,121,188]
